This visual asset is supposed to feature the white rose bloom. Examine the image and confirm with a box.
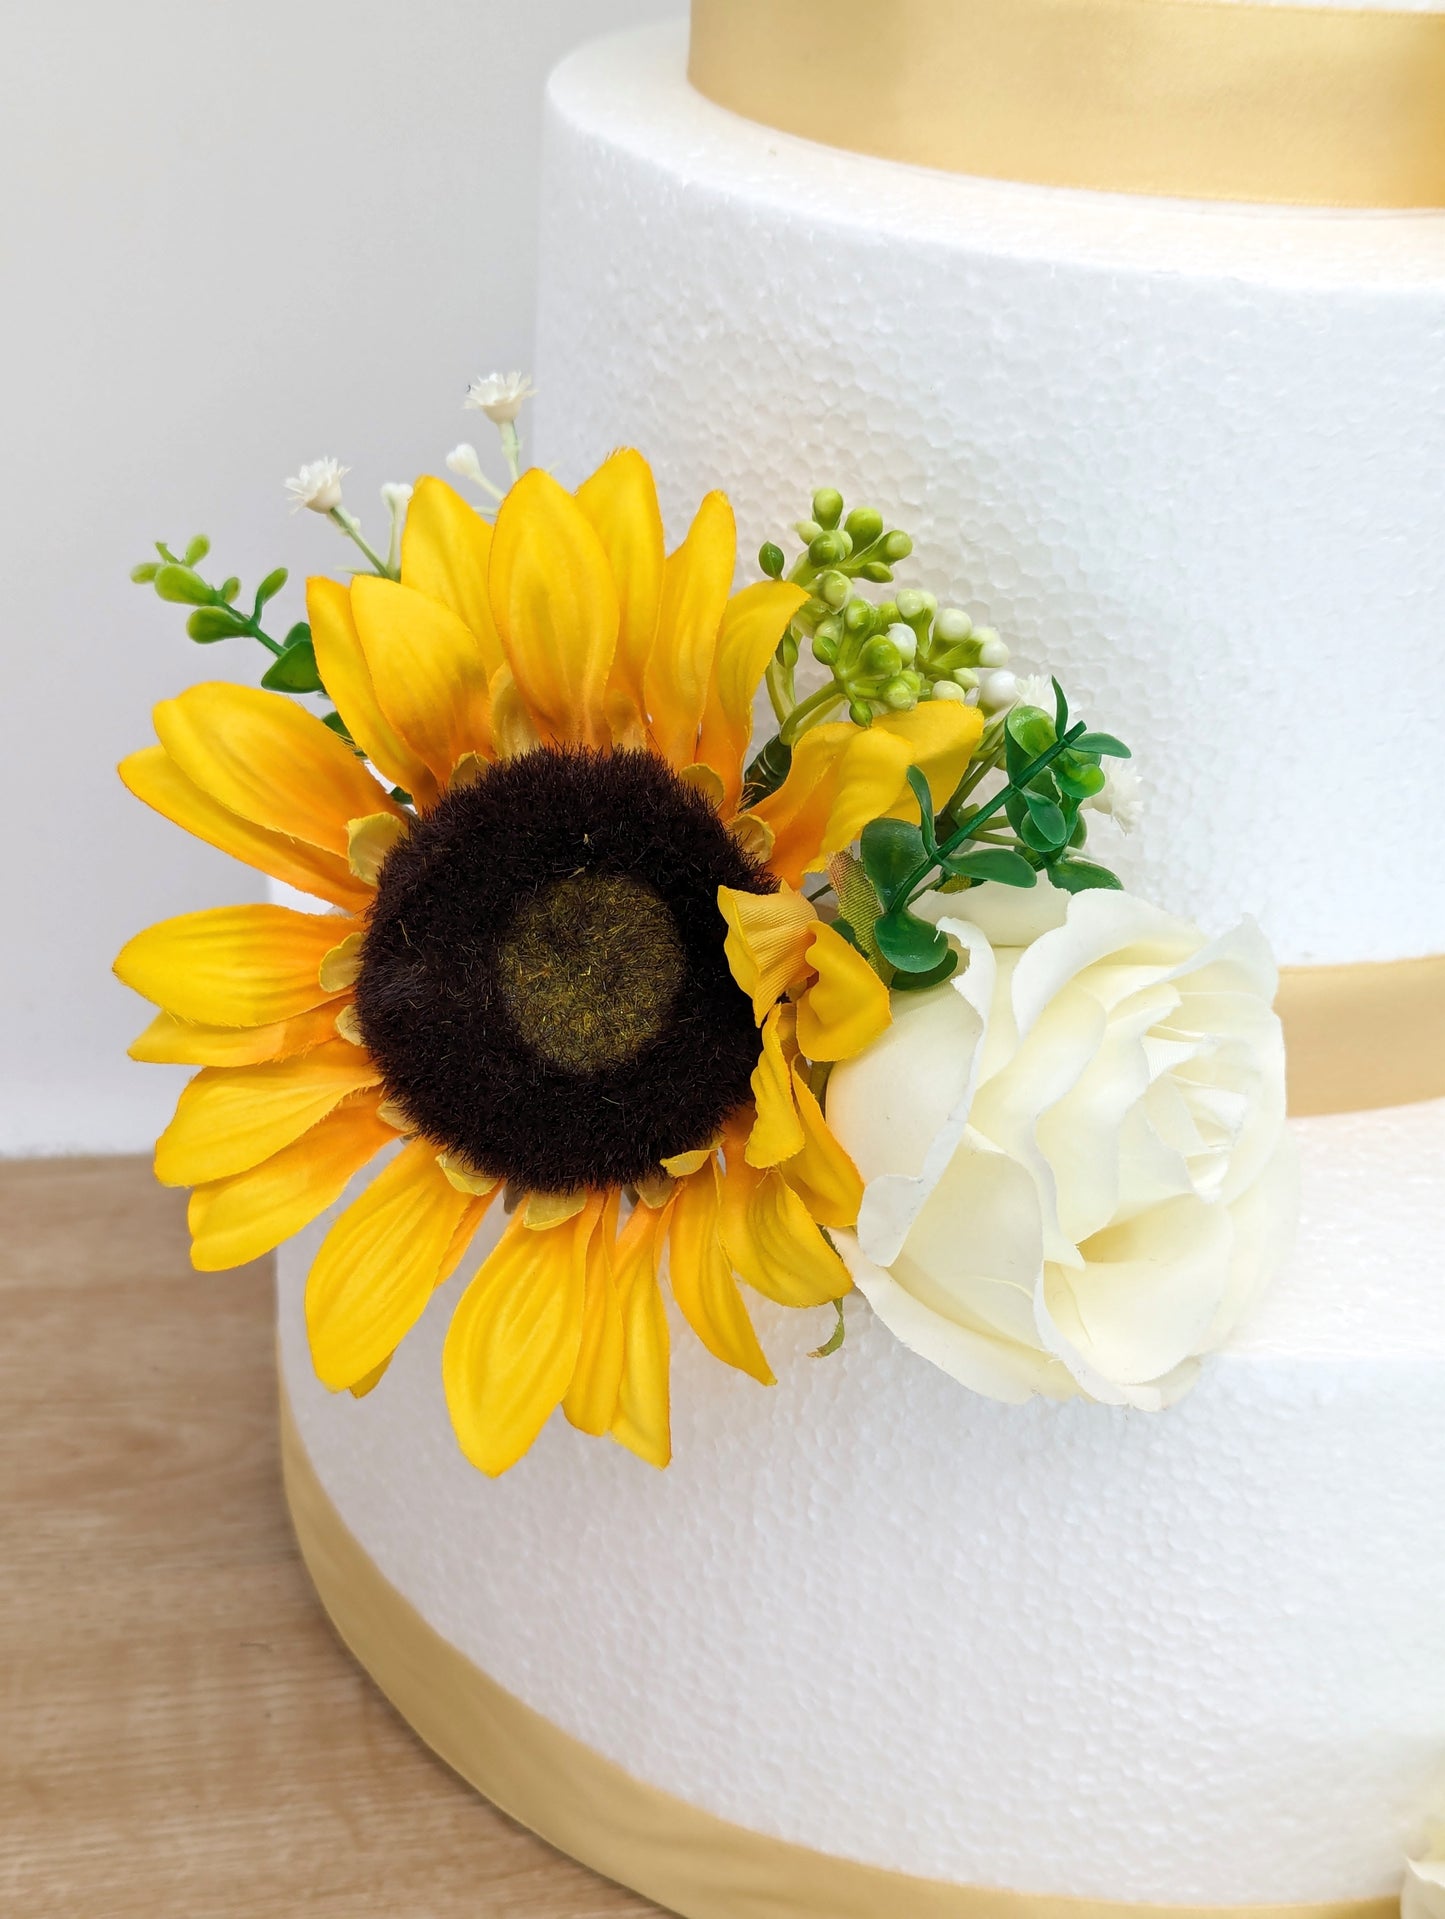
[826,884,1298,1411]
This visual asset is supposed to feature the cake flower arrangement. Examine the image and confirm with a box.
[116,378,1295,1473]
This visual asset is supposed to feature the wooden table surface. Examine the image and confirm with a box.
[1,1155,662,1919]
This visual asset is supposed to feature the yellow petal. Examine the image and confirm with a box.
[307,576,438,806]
[115,904,354,1026]
[525,1188,587,1230]
[437,1153,500,1197]
[442,1201,593,1475]
[153,682,402,857]
[400,475,507,677]
[644,490,735,766]
[783,1065,864,1229]
[439,1187,501,1285]
[577,448,664,737]
[154,1041,381,1186]
[611,1202,671,1469]
[751,721,914,888]
[318,931,365,992]
[488,467,618,748]
[347,811,407,884]
[746,1005,805,1168]
[718,882,817,1023]
[666,1160,773,1385]
[660,1146,713,1178]
[186,1094,392,1270]
[875,701,985,820]
[306,1141,475,1390]
[718,1153,852,1308]
[348,1355,392,1399]
[563,1196,625,1436]
[349,575,493,786]
[128,1001,350,1068]
[698,581,809,810]
[795,922,892,1063]
[487,664,543,759]
[120,746,370,911]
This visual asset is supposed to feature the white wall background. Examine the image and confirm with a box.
[0,0,684,1156]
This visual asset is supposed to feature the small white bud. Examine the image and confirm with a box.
[284,456,348,514]
[934,607,972,643]
[975,627,1010,668]
[446,443,487,484]
[931,679,967,702]
[381,481,413,512]
[887,622,918,665]
[895,588,929,621]
[464,370,537,425]
[952,667,979,690]
[978,669,1019,711]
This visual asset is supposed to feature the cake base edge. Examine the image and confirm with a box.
[278,1380,1397,1919]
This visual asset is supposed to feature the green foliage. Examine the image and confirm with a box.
[261,625,323,693]
[874,906,952,975]
[860,817,927,909]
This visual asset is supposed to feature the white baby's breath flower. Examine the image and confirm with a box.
[446,442,487,484]
[1012,672,1056,710]
[828,884,1297,1413]
[284,457,348,514]
[380,481,412,511]
[464,370,537,424]
[1086,760,1144,835]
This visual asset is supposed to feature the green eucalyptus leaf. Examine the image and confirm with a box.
[1055,754,1106,801]
[904,764,937,852]
[1049,857,1124,894]
[255,566,288,607]
[860,816,928,910]
[1072,730,1130,759]
[1069,814,1089,848]
[941,846,1038,888]
[283,620,311,649]
[1053,676,1069,734]
[186,606,248,642]
[183,535,210,566]
[153,563,213,606]
[130,561,160,584]
[261,636,324,693]
[1006,703,1055,758]
[874,907,951,973]
[891,948,960,991]
[320,708,356,746]
[1022,789,1067,846]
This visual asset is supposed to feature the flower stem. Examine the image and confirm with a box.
[498,420,523,485]
[779,683,844,745]
[329,506,396,579]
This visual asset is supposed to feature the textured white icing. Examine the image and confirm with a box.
[533,24,1445,966]
[278,1098,1445,1906]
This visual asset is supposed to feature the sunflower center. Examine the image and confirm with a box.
[496,872,685,1074]
[353,746,776,1194]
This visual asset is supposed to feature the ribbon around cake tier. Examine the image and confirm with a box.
[689,0,1445,207]
[281,1393,1399,1919]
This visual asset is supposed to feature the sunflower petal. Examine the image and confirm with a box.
[153,682,401,857]
[875,701,985,818]
[698,581,809,809]
[349,576,494,785]
[120,746,370,911]
[563,1196,625,1435]
[306,1141,475,1390]
[187,1094,392,1271]
[611,1202,671,1468]
[718,883,816,1022]
[115,904,354,1026]
[795,922,892,1062]
[488,468,618,748]
[577,449,664,739]
[718,1153,852,1308]
[783,1065,865,1229]
[307,576,438,805]
[400,475,506,677]
[128,1001,351,1068]
[347,811,407,884]
[348,1355,392,1399]
[487,664,543,759]
[438,1188,501,1285]
[442,1201,593,1475]
[645,491,735,767]
[154,1041,381,1186]
[666,1160,773,1384]
[746,1006,805,1168]
[751,722,913,888]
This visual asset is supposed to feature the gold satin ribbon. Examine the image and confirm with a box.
[282,1392,1397,1919]
[688,0,1445,207]
[1278,956,1445,1118]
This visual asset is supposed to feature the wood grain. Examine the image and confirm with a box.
[0,1155,663,1919]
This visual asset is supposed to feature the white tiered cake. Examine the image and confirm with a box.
[277,12,1445,1915]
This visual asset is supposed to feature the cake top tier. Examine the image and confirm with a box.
[688,0,1445,208]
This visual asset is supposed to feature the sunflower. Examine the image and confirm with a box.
[115,452,982,1473]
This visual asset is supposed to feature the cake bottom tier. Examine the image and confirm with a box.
[275,1098,1445,1914]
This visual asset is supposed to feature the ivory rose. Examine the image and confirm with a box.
[826,883,1298,1410]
